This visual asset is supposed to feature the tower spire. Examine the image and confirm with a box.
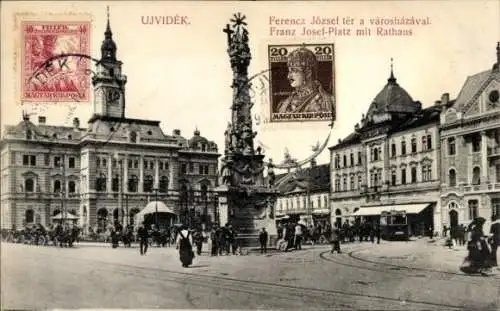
[388,57,397,84]
[105,6,111,38]
[101,6,117,61]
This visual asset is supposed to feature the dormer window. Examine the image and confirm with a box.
[26,130,32,140]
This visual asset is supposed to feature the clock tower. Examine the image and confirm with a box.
[92,8,127,118]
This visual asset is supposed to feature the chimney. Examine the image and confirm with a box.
[38,116,46,124]
[73,117,80,129]
[441,93,449,106]
[173,129,181,136]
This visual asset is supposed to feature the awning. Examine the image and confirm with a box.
[352,203,432,216]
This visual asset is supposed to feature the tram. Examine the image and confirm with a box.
[380,210,410,241]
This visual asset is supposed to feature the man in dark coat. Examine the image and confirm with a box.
[137,223,149,255]
[259,228,268,254]
[490,215,500,267]
[330,227,341,254]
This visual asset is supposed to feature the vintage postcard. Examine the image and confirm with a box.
[1,1,499,310]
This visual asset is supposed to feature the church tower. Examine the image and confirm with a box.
[92,7,127,118]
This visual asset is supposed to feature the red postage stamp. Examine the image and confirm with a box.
[268,43,336,123]
[21,21,91,102]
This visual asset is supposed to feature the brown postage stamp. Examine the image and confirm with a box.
[268,43,336,123]
[21,21,91,102]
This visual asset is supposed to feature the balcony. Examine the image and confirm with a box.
[487,146,500,158]
[464,182,500,193]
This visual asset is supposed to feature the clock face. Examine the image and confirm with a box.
[106,89,121,105]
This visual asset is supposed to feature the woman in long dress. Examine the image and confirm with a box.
[176,225,194,267]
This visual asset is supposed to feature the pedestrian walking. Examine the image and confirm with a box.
[137,223,149,255]
[489,215,500,268]
[176,224,194,268]
[210,226,218,256]
[294,222,303,250]
[193,228,203,256]
[259,228,268,254]
[330,227,341,254]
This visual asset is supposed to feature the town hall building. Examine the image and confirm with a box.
[0,16,220,234]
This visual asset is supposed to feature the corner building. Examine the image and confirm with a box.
[439,44,500,231]
[329,69,442,235]
[0,17,219,233]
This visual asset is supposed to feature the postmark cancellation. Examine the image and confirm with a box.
[21,20,91,102]
[268,43,336,123]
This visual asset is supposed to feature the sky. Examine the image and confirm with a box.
[1,0,499,168]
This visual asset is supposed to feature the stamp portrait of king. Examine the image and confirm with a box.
[268,44,336,122]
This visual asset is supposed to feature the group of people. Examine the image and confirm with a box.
[136,222,240,267]
[460,215,500,274]
[2,223,81,247]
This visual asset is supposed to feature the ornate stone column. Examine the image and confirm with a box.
[154,158,159,189]
[481,131,488,182]
[139,156,144,193]
[107,153,112,193]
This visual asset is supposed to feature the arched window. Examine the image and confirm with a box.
[68,181,76,193]
[96,173,106,192]
[25,178,34,192]
[448,201,458,210]
[472,167,480,185]
[449,169,457,187]
[411,137,417,153]
[53,180,61,193]
[25,209,34,223]
[128,175,138,192]
[159,176,168,193]
[143,175,154,192]
[130,131,137,143]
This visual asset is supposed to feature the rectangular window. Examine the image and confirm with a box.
[11,152,16,164]
[335,178,340,192]
[54,156,61,167]
[350,153,354,167]
[149,161,154,169]
[358,175,362,188]
[134,160,139,169]
[411,167,417,183]
[427,134,432,150]
[342,177,347,191]
[401,169,406,184]
[188,163,194,172]
[357,152,362,165]
[350,176,355,190]
[181,163,187,174]
[448,137,456,155]
[468,200,478,220]
[44,154,50,166]
[68,157,75,168]
[343,155,347,167]
[422,136,427,151]
[411,138,417,153]
[391,171,397,186]
[128,159,133,169]
[391,143,396,157]
[30,155,36,166]
[23,155,29,166]
[401,141,406,155]
[472,135,481,153]
[143,159,148,169]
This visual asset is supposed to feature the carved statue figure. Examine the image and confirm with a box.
[267,158,276,187]
[221,160,233,185]
[224,122,233,152]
